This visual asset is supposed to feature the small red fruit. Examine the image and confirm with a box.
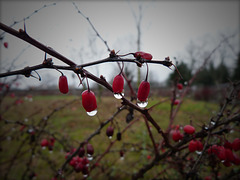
[41,139,49,147]
[86,143,94,156]
[82,90,97,112]
[134,51,152,60]
[183,125,195,134]
[173,99,180,105]
[196,140,203,151]
[232,138,240,151]
[112,74,124,94]
[137,80,150,102]
[177,83,183,90]
[188,140,197,152]
[106,126,114,138]
[58,75,69,94]
[172,130,183,142]
[3,42,8,48]
[78,147,85,157]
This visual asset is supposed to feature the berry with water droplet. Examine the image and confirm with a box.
[137,80,150,102]
[134,51,152,60]
[58,75,69,94]
[86,143,94,156]
[82,90,97,113]
[112,74,124,94]
[41,139,49,148]
[106,126,114,138]
[172,130,183,142]
[183,125,195,134]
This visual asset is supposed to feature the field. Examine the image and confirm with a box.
[0,94,239,180]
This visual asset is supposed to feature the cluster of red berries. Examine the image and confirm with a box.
[40,137,55,151]
[172,124,196,142]
[208,138,240,167]
[65,144,94,177]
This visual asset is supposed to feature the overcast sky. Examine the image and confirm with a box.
[0,0,239,89]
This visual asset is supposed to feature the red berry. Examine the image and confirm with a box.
[74,162,83,173]
[172,130,183,142]
[215,146,226,161]
[82,165,89,175]
[188,140,198,152]
[224,141,232,150]
[78,147,85,157]
[41,139,49,147]
[134,51,152,60]
[232,138,240,151]
[82,90,97,112]
[137,80,150,102]
[86,143,94,156]
[183,125,195,134]
[177,83,183,90]
[233,153,240,165]
[58,75,69,94]
[106,126,114,138]
[225,148,235,162]
[173,99,180,105]
[112,74,124,93]
[196,140,203,151]
[3,42,8,48]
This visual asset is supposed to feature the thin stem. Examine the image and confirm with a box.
[145,63,149,81]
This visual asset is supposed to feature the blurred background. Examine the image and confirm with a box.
[0,0,239,100]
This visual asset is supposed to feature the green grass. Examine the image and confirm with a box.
[0,94,238,180]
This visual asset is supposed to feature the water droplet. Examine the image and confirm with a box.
[204,126,209,130]
[49,150,53,154]
[87,109,97,116]
[196,151,202,155]
[87,154,93,161]
[211,121,215,125]
[24,118,28,122]
[184,81,188,86]
[42,147,46,150]
[230,130,234,133]
[120,157,124,160]
[137,100,148,108]
[83,174,88,178]
[114,93,124,99]
[221,160,225,163]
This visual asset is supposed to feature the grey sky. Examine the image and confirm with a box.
[0,1,239,89]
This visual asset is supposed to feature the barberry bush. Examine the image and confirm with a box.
[0,3,239,180]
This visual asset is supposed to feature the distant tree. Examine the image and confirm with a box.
[167,61,192,85]
[232,53,240,81]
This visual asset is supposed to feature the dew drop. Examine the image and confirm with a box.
[114,93,124,99]
[49,150,53,154]
[204,126,209,130]
[24,118,28,122]
[120,157,124,160]
[196,151,202,155]
[137,100,148,108]
[221,160,225,163]
[42,147,46,150]
[87,154,93,161]
[211,121,215,125]
[87,109,97,116]
[83,174,88,178]
[108,136,112,139]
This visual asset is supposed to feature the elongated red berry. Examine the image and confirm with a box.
[82,90,97,112]
[134,51,152,60]
[196,140,203,151]
[106,126,114,138]
[59,75,69,94]
[183,125,195,134]
[137,80,150,102]
[112,74,124,93]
